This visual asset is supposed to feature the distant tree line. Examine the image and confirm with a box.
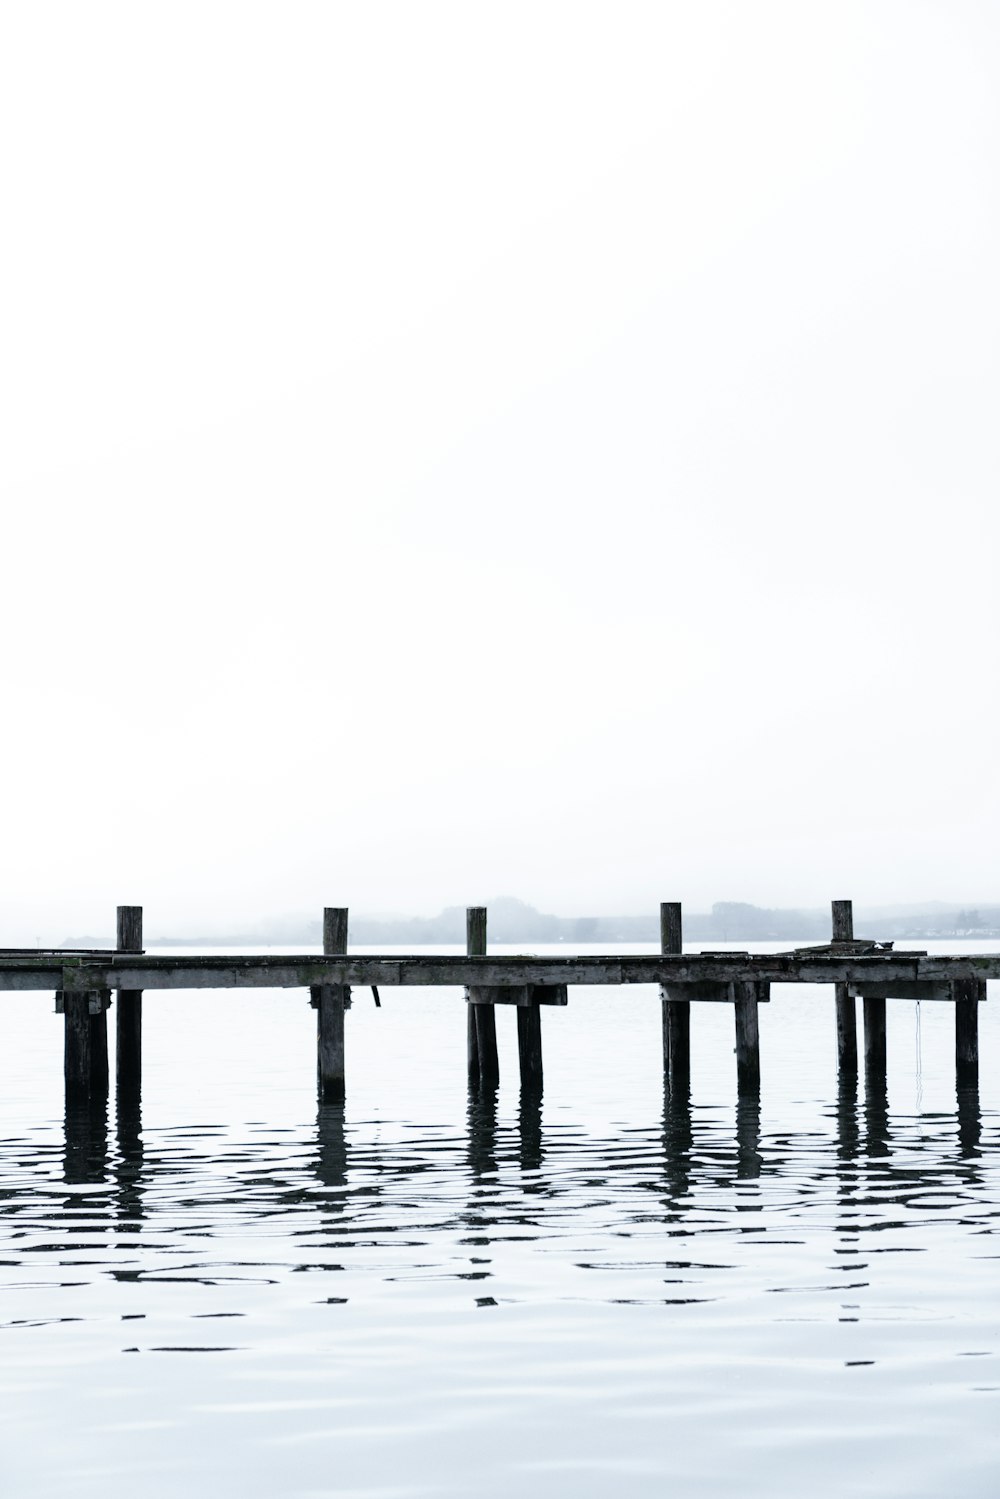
[132,897,1000,947]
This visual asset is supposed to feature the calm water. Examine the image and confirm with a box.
[3,942,1000,1497]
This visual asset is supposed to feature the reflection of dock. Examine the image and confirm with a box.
[1,901,992,1108]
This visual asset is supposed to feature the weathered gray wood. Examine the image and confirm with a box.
[323,907,349,958]
[465,907,499,1090]
[65,990,109,1100]
[116,905,143,1101]
[317,908,348,1101]
[660,902,689,1088]
[863,995,886,1075]
[316,984,345,1101]
[64,992,91,1100]
[660,902,683,956]
[466,908,487,954]
[473,1004,499,1089]
[466,907,485,1084]
[663,980,770,1002]
[852,982,953,1002]
[5,948,1000,994]
[517,1001,543,1089]
[90,989,110,1097]
[832,900,857,1073]
[954,978,982,1084]
[467,983,567,1006]
[831,900,854,941]
[734,980,761,1092]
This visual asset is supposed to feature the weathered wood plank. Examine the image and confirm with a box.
[662,980,770,1002]
[467,984,567,1006]
[0,949,995,993]
[852,982,954,1002]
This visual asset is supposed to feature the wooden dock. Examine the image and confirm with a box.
[1,902,993,1106]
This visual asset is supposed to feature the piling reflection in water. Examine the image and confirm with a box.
[114,1100,145,1227]
[48,1071,994,1292]
[958,1083,982,1158]
[63,1098,109,1187]
[315,1104,348,1191]
[735,1089,763,1181]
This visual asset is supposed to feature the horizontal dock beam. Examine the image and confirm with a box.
[5,951,998,992]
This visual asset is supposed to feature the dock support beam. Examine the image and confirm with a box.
[954,978,982,1086]
[517,1000,543,1091]
[863,995,886,1077]
[316,907,348,1102]
[660,902,689,1088]
[466,906,499,1090]
[65,989,111,1102]
[116,905,143,1103]
[832,899,858,1073]
[734,980,761,1092]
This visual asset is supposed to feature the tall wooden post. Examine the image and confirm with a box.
[65,992,92,1102]
[734,980,761,1092]
[954,977,981,1086]
[65,989,110,1102]
[517,997,543,1090]
[466,907,485,1084]
[317,907,348,1102]
[832,899,857,1073]
[116,905,143,1102]
[863,995,886,1076]
[660,902,689,1087]
[466,906,498,1089]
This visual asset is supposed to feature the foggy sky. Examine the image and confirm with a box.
[3,2,999,941]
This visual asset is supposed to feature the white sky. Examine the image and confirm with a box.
[2,1,998,938]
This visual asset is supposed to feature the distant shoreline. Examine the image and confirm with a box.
[62,897,1000,949]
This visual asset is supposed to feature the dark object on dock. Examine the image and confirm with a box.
[8,898,992,1110]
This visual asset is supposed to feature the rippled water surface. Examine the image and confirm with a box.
[3,943,1000,1497]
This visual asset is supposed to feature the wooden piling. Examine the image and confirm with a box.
[466,907,485,1084]
[90,989,109,1097]
[734,980,761,1092]
[517,1000,543,1090]
[954,977,981,1086]
[832,899,858,1073]
[466,906,499,1090]
[116,905,143,1101]
[660,902,689,1087]
[64,993,91,1101]
[65,990,110,1101]
[863,995,886,1076]
[316,908,348,1102]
